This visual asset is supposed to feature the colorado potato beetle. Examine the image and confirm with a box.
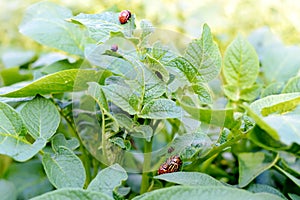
[119,10,131,24]
[157,155,182,175]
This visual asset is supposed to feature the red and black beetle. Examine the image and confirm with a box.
[158,155,182,175]
[119,10,131,24]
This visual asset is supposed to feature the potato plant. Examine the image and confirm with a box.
[0,2,299,200]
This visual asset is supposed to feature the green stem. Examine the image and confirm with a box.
[140,139,153,194]
[101,111,108,164]
[185,131,247,171]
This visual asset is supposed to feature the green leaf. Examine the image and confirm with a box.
[140,19,154,41]
[19,2,86,56]
[30,188,113,200]
[139,99,182,119]
[249,93,300,116]
[247,184,287,199]
[0,69,103,97]
[0,67,33,86]
[0,180,17,200]
[275,165,300,187]
[87,164,128,197]
[0,102,46,161]
[109,137,127,149]
[41,59,83,75]
[282,76,300,93]
[261,82,284,98]
[87,82,109,111]
[167,56,201,83]
[191,83,212,104]
[20,96,60,140]
[5,160,53,199]
[42,146,86,189]
[238,152,279,187]
[132,186,283,200]
[260,45,300,83]
[144,69,166,103]
[184,24,222,82]
[288,193,300,200]
[246,93,300,146]
[84,44,137,80]
[179,98,235,128]
[51,133,79,152]
[224,84,261,102]
[114,113,134,130]
[223,35,259,88]
[131,125,153,142]
[154,172,223,186]
[71,12,135,43]
[151,42,177,64]
[145,55,169,82]
[1,49,35,68]
[102,84,139,115]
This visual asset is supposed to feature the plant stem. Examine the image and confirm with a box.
[185,131,247,170]
[140,139,153,194]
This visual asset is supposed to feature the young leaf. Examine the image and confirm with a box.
[0,69,103,97]
[282,76,300,93]
[132,186,283,200]
[184,24,222,82]
[191,83,212,104]
[87,82,109,111]
[145,55,169,82]
[131,125,153,142]
[0,102,46,161]
[224,84,261,101]
[102,84,139,115]
[42,146,86,189]
[223,35,259,88]
[167,56,201,83]
[30,188,113,200]
[88,164,128,197]
[238,152,279,187]
[154,172,223,186]
[261,82,284,98]
[143,68,166,103]
[139,99,182,119]
[140,19,154,42]
[20,96,60,140]
[51,133,79,152]
[0,180,17,200]
[19,2,86,56]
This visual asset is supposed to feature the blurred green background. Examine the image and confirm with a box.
[1,0,300,61]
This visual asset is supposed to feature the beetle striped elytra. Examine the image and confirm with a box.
[157,155,182,175]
